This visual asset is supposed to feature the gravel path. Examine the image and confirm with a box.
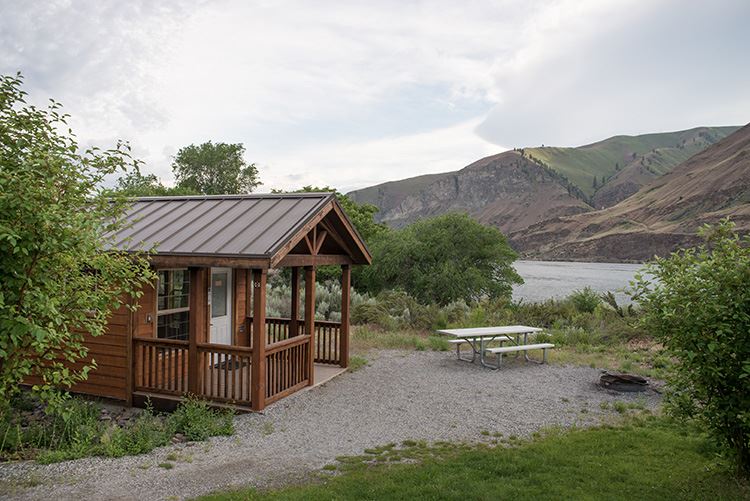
[0,350,661,500]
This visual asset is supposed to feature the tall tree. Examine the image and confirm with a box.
[112,168,198,197]
[0,73,155,405]
[358,213,522,305]
[172,141,260,195]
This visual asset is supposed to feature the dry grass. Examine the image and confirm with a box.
[350,324,668,378]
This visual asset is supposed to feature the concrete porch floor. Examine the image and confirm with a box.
[312,363,347,387]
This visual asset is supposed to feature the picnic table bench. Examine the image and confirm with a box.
[436,325,554,369]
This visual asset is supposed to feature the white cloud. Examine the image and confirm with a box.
[258,117,501,193]
[1,0,748,191]
[476,0,750,147]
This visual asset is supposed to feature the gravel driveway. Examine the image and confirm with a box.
[0,350,661,500]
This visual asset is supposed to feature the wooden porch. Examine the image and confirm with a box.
[132,316,346,410]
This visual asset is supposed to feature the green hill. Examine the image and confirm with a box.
[525,126,739,199]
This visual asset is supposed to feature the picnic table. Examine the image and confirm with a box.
[436,325,552,369]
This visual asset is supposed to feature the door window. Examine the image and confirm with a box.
[211,272,228,318]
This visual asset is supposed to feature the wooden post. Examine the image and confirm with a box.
[290,267,300,337]
[251,268,267,411]
[340,264,351,368]
[126,297,135,406]
[246,268,253,348]
[188,267,207,396]
[305,266,316,386]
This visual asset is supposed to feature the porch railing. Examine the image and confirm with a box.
[133,338,253,407]
[247,317,342,365]
[265,335,311,404]
[134,337,189,396]
[313,320,341,365]
[197,342,253,406]
[133,316,341,409]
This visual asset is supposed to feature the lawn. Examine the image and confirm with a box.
[200,417,748,500]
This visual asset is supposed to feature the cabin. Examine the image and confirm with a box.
[65,193,371,411]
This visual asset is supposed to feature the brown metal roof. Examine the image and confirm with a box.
[108,193,338,259]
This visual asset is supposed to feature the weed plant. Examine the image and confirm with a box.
[0,395,234,463]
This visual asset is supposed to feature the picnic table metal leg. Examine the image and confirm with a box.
[523,333,532,362]
[479,337,501,369]
[456,339,477,363]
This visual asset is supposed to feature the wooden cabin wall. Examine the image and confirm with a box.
[68,285,158,401]
[234,268,249,346]
[70,302,130,401]
[23,297,135,402]
[133,284,157,338]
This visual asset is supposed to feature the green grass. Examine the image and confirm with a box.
[351,326,449,352]
[351,322,666,378]
[199,417,748,500]
[348,355,369,372]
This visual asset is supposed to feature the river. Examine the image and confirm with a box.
[511,260,646,305]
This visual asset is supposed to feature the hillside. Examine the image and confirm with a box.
[349,127,739,230]
[510,123,750,261]
[352,150,592,235]
[525,126,738,203]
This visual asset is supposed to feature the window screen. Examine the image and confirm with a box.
[157,269,190,340]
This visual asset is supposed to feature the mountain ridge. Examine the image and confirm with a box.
[510,123,750,261]
[349,126,739,235]
[348,124,746,261]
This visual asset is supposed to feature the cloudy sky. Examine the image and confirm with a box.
[2,0,749,192]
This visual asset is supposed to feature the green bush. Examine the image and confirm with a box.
[1,394,235,463]
[347,287,643,349]
[169,397,234,441]
[569,287,602,313]
[358,213,522,305]
[632,220,750,476]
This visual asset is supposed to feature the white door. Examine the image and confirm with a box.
[210,268,232,345]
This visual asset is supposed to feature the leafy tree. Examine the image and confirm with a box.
[631,220,750,475]
[173,141,260,195]
[0,74,154,406]
[111,168,198,197]
[358,213,522,305]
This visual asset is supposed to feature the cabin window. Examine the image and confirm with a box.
[157,269,190,340]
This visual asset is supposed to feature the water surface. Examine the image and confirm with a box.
[512,260,646,305]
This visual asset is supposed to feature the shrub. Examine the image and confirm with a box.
[169,397,234,441]
[1,394,234,463]
[0,73,154,406]
[569,287,602,313]
[632,220,750,475]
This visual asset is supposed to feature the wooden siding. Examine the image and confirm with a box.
[134,284,156,338]
[233,269,249,346]
[24,302,132,402]
[73,301,132,400]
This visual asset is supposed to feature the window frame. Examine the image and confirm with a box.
[156,268,191,341]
